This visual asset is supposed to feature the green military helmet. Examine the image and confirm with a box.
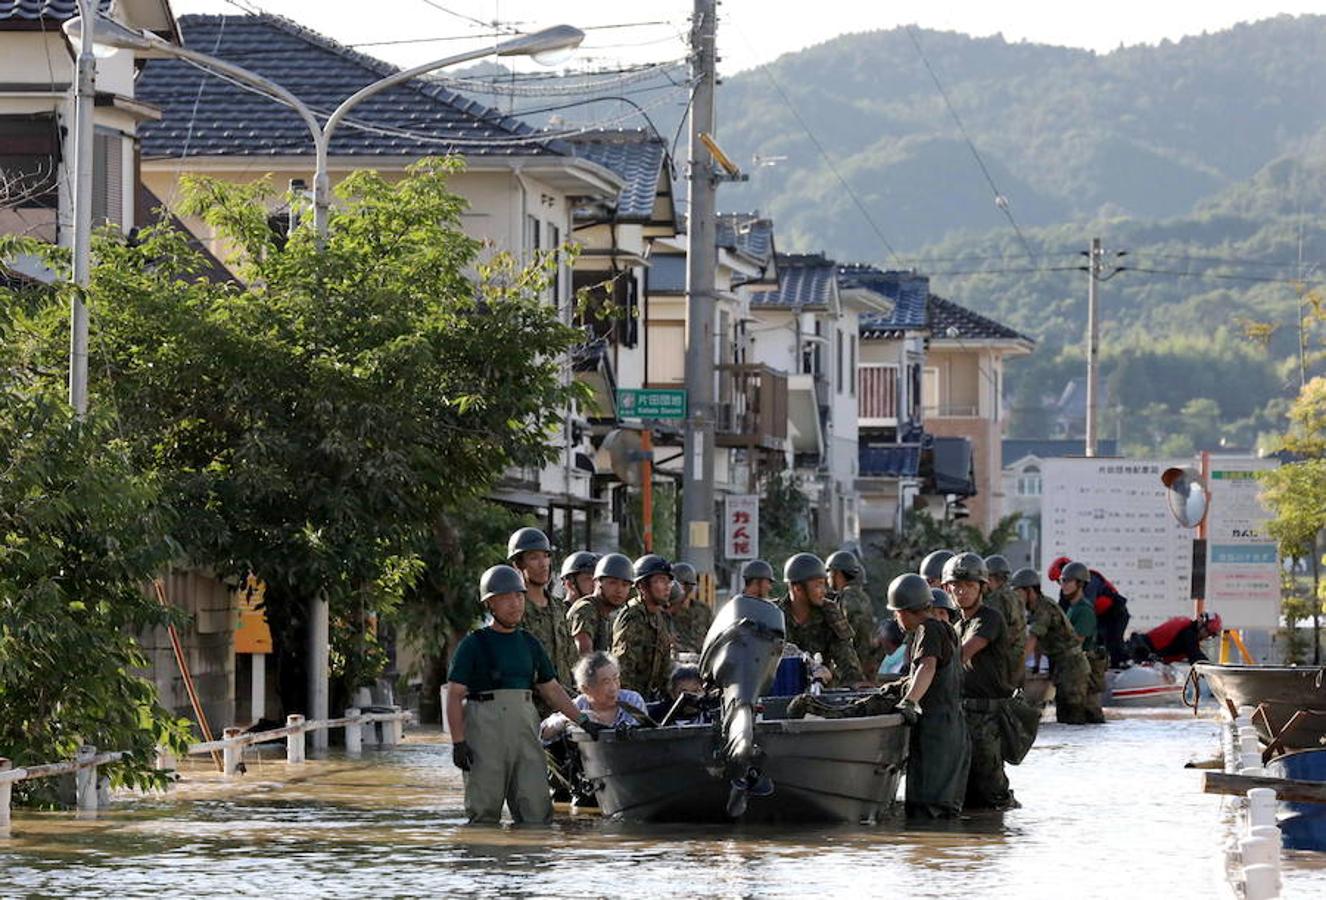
[560,550,599,579]
[479,564,526,603]
[942,551,988,585]
[984,554,1012,578]
[668,581,684,605]
[929,587,959,612]
[825,550,863,581]
[672,561,698,587]
[1061,560,1090,584]
[783,552,827,584]
[919,549,954,582]
[1010,567,1040,590]
[887,573,932,611]
[507,527,553,561]
[741,559,775,583]
[594,552,635,582]
[633,554,673,583]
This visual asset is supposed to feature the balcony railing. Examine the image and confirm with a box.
[716,363,788,451]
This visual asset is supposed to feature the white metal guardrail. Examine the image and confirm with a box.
[1,706,414,832]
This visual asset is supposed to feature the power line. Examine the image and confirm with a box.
[1125,266,1326,287]
[903,25,1038,263]
[416,0,517,34]
[350,21,678,49]
[1129,251,1316,269]
[731,25,904,268]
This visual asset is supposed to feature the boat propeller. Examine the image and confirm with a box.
[726,766,774,818]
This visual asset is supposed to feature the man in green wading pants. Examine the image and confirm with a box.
[889,573,970,818]
[946,552,1018,811]
[445,565,607,824]
[1061,560,1107,723]
[1013,567,1090,724]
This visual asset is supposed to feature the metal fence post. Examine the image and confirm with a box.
[345,708,362,757]
[286,715,306,764]
[0,758,11,834]
[75,745,98,813]
[222,728,244,776]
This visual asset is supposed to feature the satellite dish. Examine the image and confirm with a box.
[602,428,643,487]
[1161,466,1209,528]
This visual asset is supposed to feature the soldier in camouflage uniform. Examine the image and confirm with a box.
[826,550,880,682]
[1011,567,1090,724]
[610,554,676,700]
[567,552,633,655]
[984,555,1027,689]
[667,561,713,654]
[776,553,865,685]
[507,528,578,704]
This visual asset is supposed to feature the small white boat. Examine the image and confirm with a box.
[1106,662,1185,705]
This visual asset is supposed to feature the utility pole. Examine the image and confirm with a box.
[1084,237,1101,457]
[681,0,717,592]
[69,0,96,417]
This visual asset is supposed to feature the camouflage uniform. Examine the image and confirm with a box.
[834,582,881,681]
[611,597,675,699]
[669,599,714,655]
[566,594,618,654]
[776,596,865,684]
[520,594,577,686]
[985,585,1028,689]
[1027,594,1090,724]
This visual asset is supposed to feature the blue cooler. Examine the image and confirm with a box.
[770,655,809,697]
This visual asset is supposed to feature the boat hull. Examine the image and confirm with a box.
[1106,663,1184,706]
[573,714,908,823]
[1196,664,1326,749]
[1264,749,1326,851]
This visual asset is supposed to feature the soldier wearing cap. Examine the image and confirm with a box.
[444,565,607,824]
[776,553,865,685]
[888,573,970,818]
[827,550,881,682]
[984,554,1028,689]
[559,550,599,612]
[567,552,633,656]
[740,559,775,599]
[667,561,713,654]
[944,551,1017,811]
[611,554,677,699]
[1060,560,1106,723]
[506,528,577,706]
[1012,567,1090,725]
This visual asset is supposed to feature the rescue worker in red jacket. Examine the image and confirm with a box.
[1049,555,1131,667]
[1128,613,1222,664]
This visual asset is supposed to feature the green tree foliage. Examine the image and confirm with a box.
[757,471,812,574]
[10,159,586,712]
[862,510,1022,598]
[0,296,192,800]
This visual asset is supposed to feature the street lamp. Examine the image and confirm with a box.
[63,15,584,240]
[62,11,583,747]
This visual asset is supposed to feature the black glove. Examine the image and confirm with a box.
[896,699,921,726]
[452,740,474,771]
[579,716,609,740]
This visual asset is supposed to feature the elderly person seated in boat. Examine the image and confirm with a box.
[541,651,649,739]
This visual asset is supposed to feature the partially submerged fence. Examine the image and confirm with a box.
[1,706,414,831]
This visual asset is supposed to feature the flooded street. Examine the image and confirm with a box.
[3,710,1325,897]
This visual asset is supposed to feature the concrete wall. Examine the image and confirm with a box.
[139,570,236,735]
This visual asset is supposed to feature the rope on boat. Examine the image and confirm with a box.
[1182,666,1202,716]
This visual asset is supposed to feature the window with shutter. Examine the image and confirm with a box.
[92,130,123,229]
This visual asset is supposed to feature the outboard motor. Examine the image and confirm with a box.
[699,594,786,816]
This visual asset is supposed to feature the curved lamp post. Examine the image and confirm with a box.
[63,12,583,746]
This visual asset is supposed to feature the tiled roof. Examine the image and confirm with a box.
[568,131,667,221]
[751,252,837,308]
[845,265,929,338]
[927,294,1032,343]
[859,444,920,478]
[717,214,774,264]
[1002,438,1119,467]
[0,0,110,22]
[136,15,561,159]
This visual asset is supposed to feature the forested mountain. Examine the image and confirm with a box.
[493,15,1326,449]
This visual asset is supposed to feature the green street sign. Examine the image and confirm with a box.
[617,388,687,420]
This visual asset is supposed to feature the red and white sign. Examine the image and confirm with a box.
[724,494,759,560]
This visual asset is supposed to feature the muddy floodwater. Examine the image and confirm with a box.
[3,710,1325,897]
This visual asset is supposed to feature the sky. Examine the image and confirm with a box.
[168,0,1324,76]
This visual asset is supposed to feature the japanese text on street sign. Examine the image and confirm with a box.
[617,388,687,420]
[1205,458,1280,630]
[724,494,759,560]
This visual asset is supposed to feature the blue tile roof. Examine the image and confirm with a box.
[0,0,110,22]
[751,252,836,308]
[136,15,562,159]
[859,444,920,478]
[845,265,929,337]
[717,214,774,264]
[568,131,667,221]
[1002,438,1119,467]
[928,294,1032,343]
